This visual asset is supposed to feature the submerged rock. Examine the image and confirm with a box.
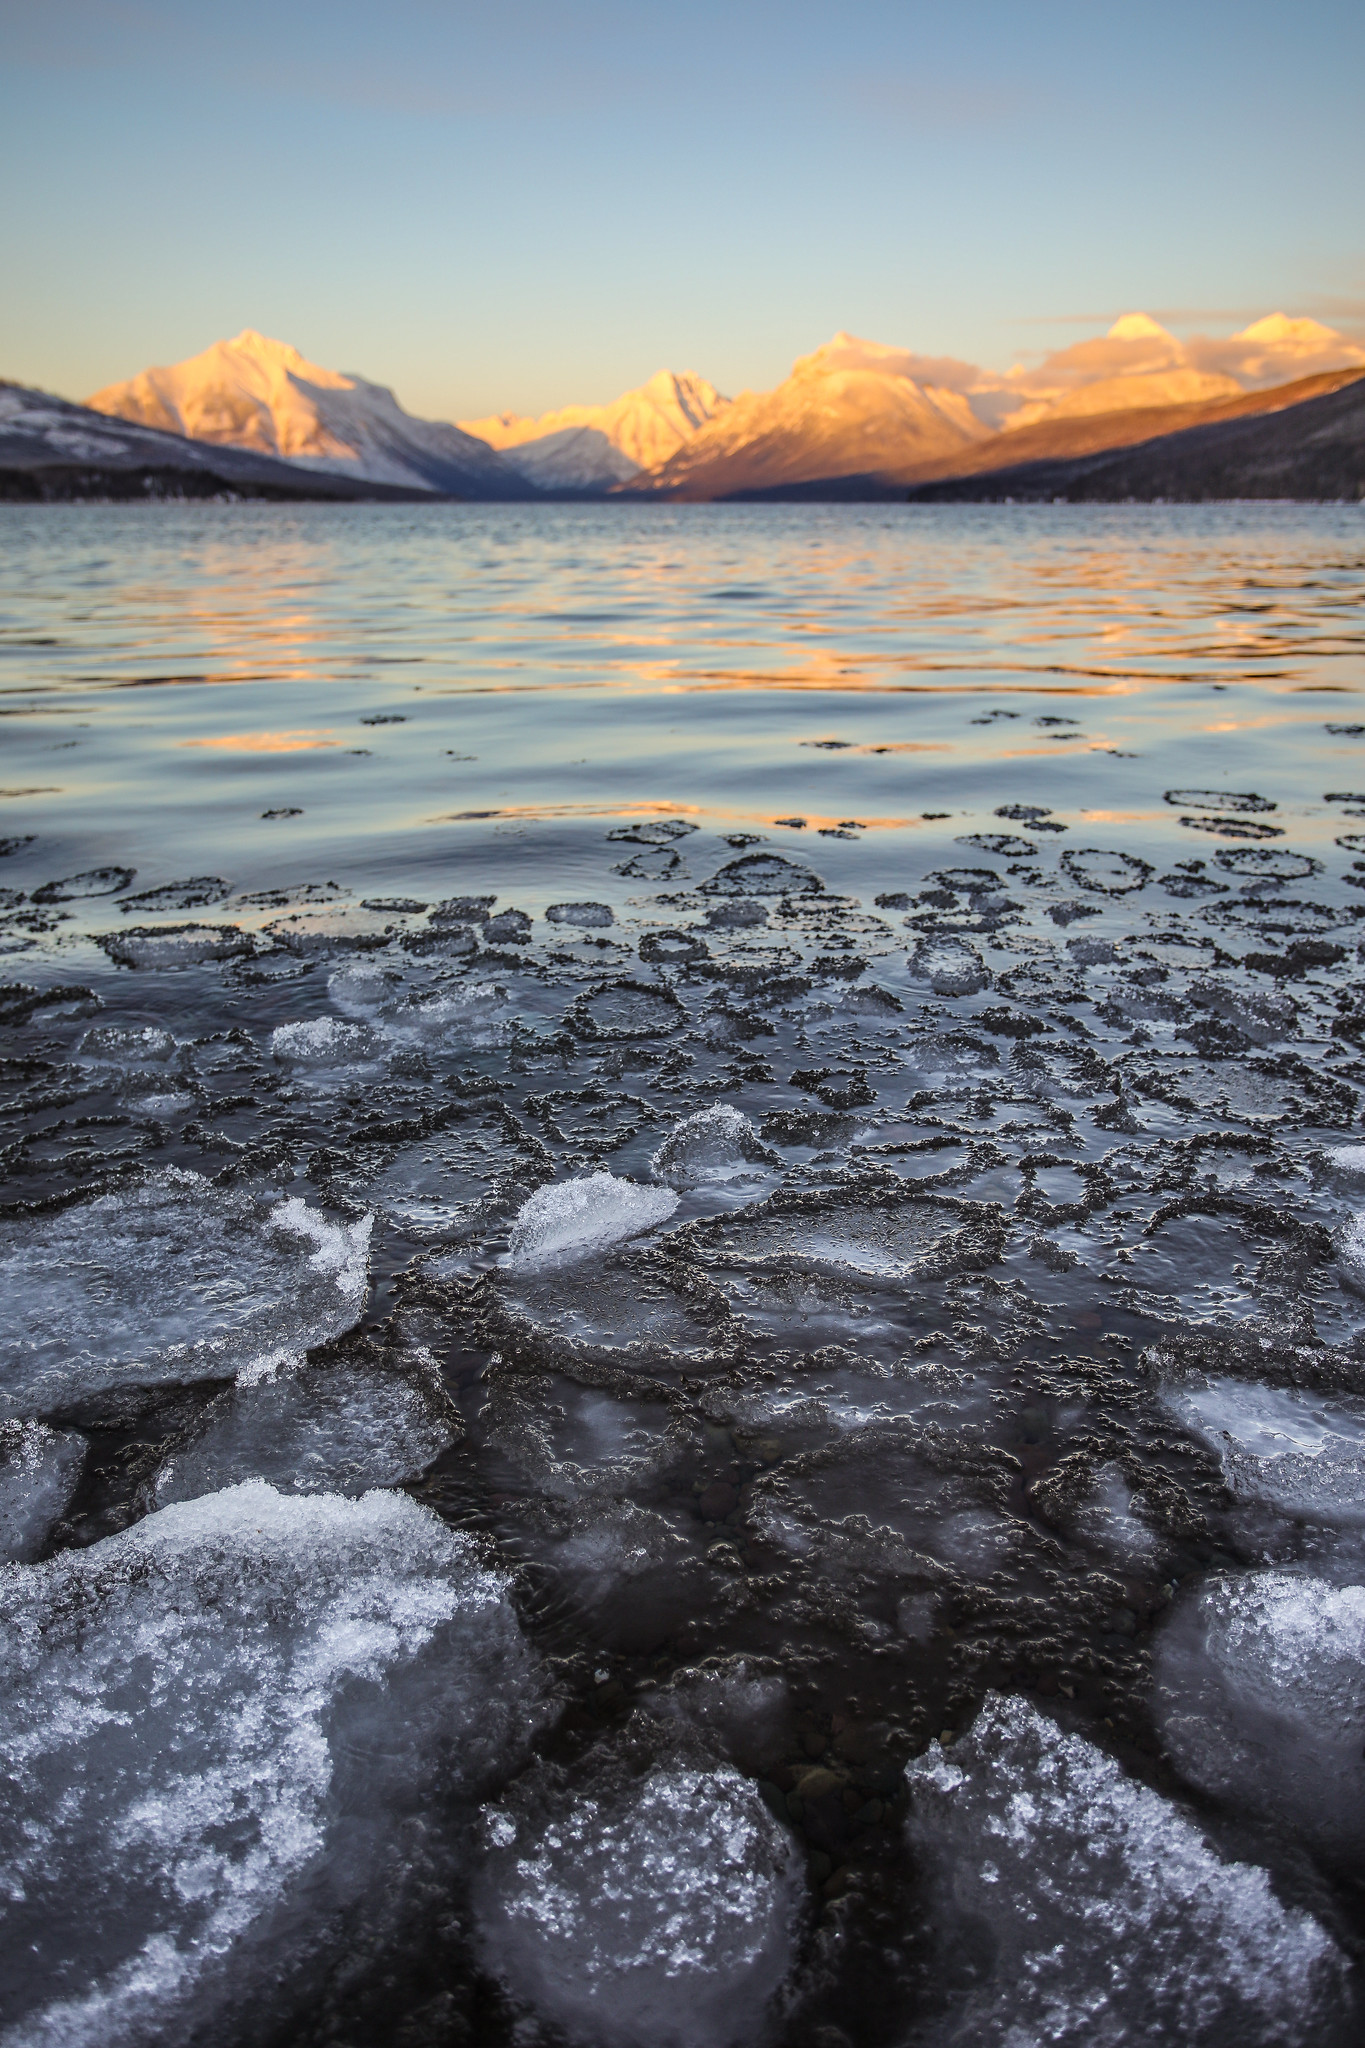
[0,1482,545,2047]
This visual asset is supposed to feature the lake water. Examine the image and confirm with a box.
[2,501,1365,2047]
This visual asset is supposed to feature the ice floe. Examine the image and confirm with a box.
[1155,1569,1365,1868]
[0,1481,544,2047]
[474,1742,805,2048]
[905,1692,1349,2044]
[0,1170,371,1417]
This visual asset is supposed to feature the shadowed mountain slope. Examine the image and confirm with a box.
[905,369,1365,503]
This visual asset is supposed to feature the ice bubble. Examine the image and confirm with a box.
[99,923,252,969]
[506,1173,678,1269]
[546,900,614,927]
[151,1349,456,1507]
[0,1481,545,2048]
[905,1692,1348,2045]
[1337,1214,1365,1294]
[1155,1571,1365,1869]
[78,1024,177,1065]
[1322,1144,1365,1186]
[1188,978,1297,1046]
[643,1659,792,1774]
[0,1170,372,1418]
[701,853,823,897]
[0,1418,86,1561]
[651,1106,777,1189]
[268,1015,379,1063]
[1072,1461,1166,1568]
[474,1745,805,2048]
[1164,1376,1365,1522]
[906,936,990,996]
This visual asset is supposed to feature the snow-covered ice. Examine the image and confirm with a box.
[474,1743,805,2048]
[1155,1570,1365,1867]
[0,1481,545,2048]
[506,1173,678,1269]
[905,1693,1348,2044]
[0,1418,86,1561]
[0,1170,372,1417]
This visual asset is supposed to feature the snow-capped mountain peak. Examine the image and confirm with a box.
[85,332,524,498]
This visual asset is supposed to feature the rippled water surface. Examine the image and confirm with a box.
[3,501,1365,2048]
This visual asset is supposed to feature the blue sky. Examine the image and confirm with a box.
[2,0,1362,420]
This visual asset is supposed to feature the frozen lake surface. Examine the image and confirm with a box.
[1,500,1364,2044]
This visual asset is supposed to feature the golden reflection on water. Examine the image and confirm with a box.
[179,730,339,751]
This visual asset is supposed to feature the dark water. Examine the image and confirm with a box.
[2,501,1365,2048]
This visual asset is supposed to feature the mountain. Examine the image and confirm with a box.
[904,367,1365,502]
[461,370,728,490]
[998,311,1365,431]
[616,334,998,499]
[85,331,527,499]
[0,381,430,502]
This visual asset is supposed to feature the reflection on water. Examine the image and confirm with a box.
[3,502,1365,2046]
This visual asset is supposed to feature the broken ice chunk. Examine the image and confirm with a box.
[0,1169,372,1418]
[0,1417,86,1561]
[474,1744,805,2048]
[0,1481,545,2047]
[905,1692,1348,2045]
[151,1348,457,1506]
[506,1173,678,1269]
[1155,1570,1365,1869]
[651,1105,778,1189]
[1164,1376,1365,1522]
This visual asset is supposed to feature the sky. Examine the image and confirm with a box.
[2,0,1363,422]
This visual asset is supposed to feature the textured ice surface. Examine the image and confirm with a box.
[651,1106,777,1188]
[0,1482,544,2048]
[1072,1461,1166,1568]
[1336,1212,1365,1293]
[0,1171,372,1417]
[1164,1376,1365,1521]
[506,1173,678,1269]
[474,1745,805,2048]
[905,1693,1347,2046]
[151,1349,456,1506]
[1155,1571,1365,1866]
[0,1418,86,1561]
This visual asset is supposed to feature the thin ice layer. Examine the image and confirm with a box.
[506,1173,678,1269]
[0,1170,372,1417]
[1163,1376,1365,1522]
[151,1350,456,1506]
[0,1481,544,2048]
[474,1746,805,2048]
[1154,1570,1365,1867]
[904,1693,1347,2045]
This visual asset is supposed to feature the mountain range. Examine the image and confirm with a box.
[6,313,1363,503]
